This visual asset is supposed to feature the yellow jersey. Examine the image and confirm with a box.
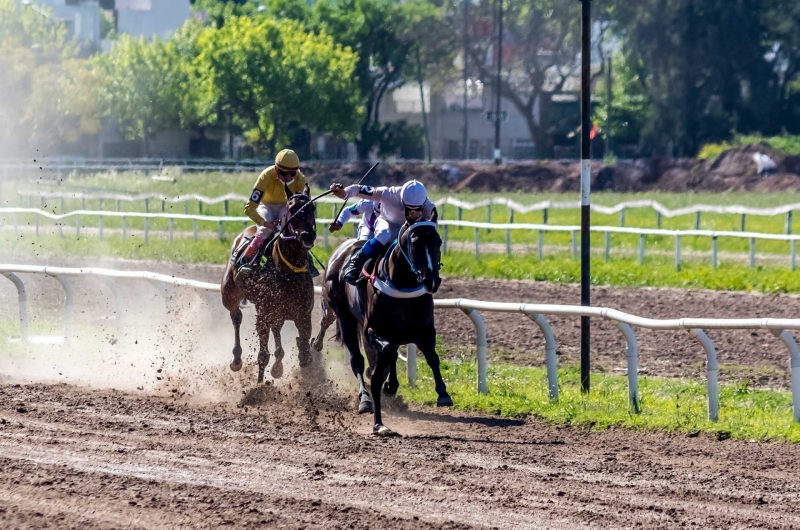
[244,166,307,226]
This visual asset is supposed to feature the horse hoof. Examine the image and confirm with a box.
[436,394,454,407]
[230,360,243,372]
[298,353,311,369]
[373,424,400,437]
[270,360,284,379]
[382,381,399,396]
[358,397,373,414]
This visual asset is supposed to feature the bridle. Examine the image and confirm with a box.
[394,221,441,284]
[279,194,314,241]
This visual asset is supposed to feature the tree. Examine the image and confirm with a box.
[194,15,361,155]
[92,35,192,156]
[457,0,608,158]
[591,53,651,154]
[310,0,454,159]
[613,0,779,156]
[0,0,87,155]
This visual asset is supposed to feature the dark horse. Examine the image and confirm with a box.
[221,184,317,382]
[313,221,452,435]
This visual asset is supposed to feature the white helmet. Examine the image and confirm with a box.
[400,180,427,208]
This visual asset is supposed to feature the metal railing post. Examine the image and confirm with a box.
[689,328,718,422]
[1,272,28,343]
[407,344,418,387]
[460,307,487,394]
[616,322,639,413]
[772,329,800,422]
[52,274,74,345]
[527,313,558,401]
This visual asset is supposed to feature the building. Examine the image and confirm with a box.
[27,0,103,52]
[114,0,190,40]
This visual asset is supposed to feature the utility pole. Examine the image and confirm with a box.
[606,57,613,158]
[462,0,469,159]
[580,0,592,394]
[493,0,503,165]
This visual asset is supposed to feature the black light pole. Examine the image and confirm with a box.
[463,0,469,159]
[580,0,592,394]
[493,0,503,165]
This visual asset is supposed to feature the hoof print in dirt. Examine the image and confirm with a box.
[373,424,400,437]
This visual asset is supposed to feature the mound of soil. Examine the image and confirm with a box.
[301,144,800,193]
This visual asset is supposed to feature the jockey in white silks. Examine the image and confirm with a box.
[329,180,437,285]
[329,199,381,241]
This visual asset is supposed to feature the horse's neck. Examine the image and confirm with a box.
[273,238,306,269]
[383,239,417,288]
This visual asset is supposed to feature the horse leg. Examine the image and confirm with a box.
[270,324,284,379]
[311,298,336,352]
[256,314,272,384]
[229,308,244,372]
[296,312,313,369]
[340,312,371,413]
[418,331,453,407]
[370,340,399,436]
[383,351,400,396]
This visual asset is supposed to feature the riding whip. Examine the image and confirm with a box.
[332,161,380,224]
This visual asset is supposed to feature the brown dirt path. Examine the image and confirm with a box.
[1,383,800,529]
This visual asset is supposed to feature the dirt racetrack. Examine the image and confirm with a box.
[2,382,800,529]
[3,257,800,527]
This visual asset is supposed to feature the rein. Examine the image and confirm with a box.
[371,221,439,299]
[276,239,308,273]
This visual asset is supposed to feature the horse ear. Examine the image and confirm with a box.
[303,183,310,197]
[284,183,292,200]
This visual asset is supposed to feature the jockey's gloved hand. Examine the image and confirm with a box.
[329,221,343,232]
[330,183,346,199]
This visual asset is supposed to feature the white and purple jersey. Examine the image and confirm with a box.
[336,199,382,240]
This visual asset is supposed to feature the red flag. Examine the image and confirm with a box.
[589,124,599,140]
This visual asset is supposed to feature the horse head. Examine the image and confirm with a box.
[284,183,316,249]
[402,221,442,294]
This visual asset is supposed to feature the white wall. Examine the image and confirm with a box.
[116,0,190,40]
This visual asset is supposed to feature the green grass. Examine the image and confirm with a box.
[398,359,800,443]
[698,133,800,159]
[7,170,800,259]
[5,231,800,294]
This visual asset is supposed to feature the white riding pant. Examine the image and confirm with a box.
[373,217,401,246]
[356,221,374,241]
[255,203,287,239]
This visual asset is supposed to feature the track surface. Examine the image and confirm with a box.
[2,258,800,527]
[2,256,796,388]
[2,382,800,529]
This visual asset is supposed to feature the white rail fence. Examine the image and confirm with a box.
[2,207,799,270]
[13,190,799,234]
[2,264,800,424]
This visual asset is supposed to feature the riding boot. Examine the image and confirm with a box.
[239,232,270,280]
[344,239,384,285]
[343,248,369,285]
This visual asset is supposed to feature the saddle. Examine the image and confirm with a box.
[232,236,275,276]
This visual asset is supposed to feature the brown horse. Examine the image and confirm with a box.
[221,184,317,383]
[313,221,452,435]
